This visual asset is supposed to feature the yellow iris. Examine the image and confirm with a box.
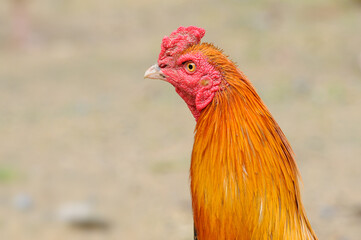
[186,62,196,72]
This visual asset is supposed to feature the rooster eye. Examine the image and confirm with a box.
[185,62,196,73]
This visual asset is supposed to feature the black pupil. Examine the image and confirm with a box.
[188,64,193,70]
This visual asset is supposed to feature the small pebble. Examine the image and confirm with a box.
[320,205,336,219]
[13,193,33,211]
[56,202,110,230]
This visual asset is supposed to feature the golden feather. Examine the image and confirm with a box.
[187,44,318,240]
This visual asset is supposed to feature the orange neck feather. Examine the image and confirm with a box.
[190,46,317,240]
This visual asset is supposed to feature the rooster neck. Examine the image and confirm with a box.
[175,87,200,120]
[190,71,317,240]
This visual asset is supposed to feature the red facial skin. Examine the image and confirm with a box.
[160,52,222,120]
[156,26,222,120]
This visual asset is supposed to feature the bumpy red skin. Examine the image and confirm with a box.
[157,26,221,120]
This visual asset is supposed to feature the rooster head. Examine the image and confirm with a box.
[144,26,228,120]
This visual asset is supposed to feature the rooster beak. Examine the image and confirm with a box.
[144,64,166,80]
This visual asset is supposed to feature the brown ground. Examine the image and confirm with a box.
[0,1,360,239]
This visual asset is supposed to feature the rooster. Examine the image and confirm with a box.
[145,26,318,240]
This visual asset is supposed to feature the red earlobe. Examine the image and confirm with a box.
[196,75,221,111]
[196,88,214,111]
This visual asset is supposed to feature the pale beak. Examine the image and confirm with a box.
[144,64,166,80]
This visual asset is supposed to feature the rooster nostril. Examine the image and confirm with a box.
[159,63,167,68]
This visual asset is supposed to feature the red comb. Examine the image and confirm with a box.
[158,26,205,65]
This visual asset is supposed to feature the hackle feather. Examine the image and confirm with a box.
[188,44,318,240]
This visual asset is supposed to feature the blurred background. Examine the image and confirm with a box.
[0,0,360,239]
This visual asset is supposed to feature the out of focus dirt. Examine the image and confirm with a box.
[0,1,360,239]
